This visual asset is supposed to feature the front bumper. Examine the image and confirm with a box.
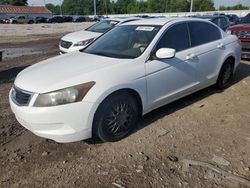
[59,45,85,54]
[9,90,99,143]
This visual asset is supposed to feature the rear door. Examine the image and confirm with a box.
[145,22,198,110]
[187,21,224,85]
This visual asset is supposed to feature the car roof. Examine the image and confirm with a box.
[193,15,227,20]
[121,17,212,26]
[105,17,142,22]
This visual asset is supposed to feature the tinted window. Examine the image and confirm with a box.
[220,18,228,27]
[212,18,219,26]
[156,23,190,52]
[188,22,221,47]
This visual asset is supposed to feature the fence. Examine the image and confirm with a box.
[105,10,250,18]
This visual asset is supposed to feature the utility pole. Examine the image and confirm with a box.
[43,0,46,6]
[94,0,97,16]
[60,0,63,16]
[104,0,108,16]
[165,0,168,13]
[190,0,193,12]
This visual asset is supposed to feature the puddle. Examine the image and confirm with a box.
[2,47,44,60]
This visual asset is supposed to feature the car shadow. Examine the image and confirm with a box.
[0,65,28,84]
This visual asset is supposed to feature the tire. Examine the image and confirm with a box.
[28,20,34,24]
[12,20,17,24]
[93,92,139,142]
[216,60,234,89]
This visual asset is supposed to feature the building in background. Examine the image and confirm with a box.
[0,5,52,20]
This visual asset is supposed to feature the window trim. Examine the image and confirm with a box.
[149,21,191,58]
[187,20,223,48]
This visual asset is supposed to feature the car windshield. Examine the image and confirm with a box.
[83,25,161,59]
[86,20,119,33]
[242,14,250,23]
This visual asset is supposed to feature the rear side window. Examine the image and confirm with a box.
[220,18,228,27]
[188,22,221,47]
[156,23,190,52]
[212,18,219,26]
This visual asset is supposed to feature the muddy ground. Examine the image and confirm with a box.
[0,25,250,188]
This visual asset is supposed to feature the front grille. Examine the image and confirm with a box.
[231,30,250,39]
[60,40,73,49]
[11,86,33,106]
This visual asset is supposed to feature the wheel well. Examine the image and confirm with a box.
[91,89,143,139]
[224,56,235,68]
[102,89,143,116]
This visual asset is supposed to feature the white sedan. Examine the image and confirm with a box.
[59,17,141,54]
[10,18,241,143]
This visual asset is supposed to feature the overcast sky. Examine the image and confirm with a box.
[28,0,250,9]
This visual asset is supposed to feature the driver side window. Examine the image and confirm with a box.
[156,23,190,52]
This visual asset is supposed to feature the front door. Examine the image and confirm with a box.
[145,22,199,111]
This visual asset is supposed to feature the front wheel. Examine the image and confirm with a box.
[93,92,138,142]
[216,61,234,89]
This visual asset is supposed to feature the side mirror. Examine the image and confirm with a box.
[156,48,176,59]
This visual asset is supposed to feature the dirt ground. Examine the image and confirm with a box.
[0,22,93,43]
[0,23,250,188]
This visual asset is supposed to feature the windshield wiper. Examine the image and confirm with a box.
[82,51,135,59]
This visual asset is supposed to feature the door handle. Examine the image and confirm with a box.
[186,53,197,60]
[217,43,224,49]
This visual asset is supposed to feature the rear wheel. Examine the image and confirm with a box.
[216,60,234,89]
[28,20,34,24]
[93,92,138,142]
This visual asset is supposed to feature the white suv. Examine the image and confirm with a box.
[10,18,241,143]
[59,17,141,54]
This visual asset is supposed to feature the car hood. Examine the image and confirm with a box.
[15,52,129,93]
[228,24,250,31]
[62,30,102,43]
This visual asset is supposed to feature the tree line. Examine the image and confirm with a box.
[46,0,216,15]
[0,0,249,15]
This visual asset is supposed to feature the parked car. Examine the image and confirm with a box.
[9,18,241,143]
[74,16,94,22]
[0,19,4,23]
[192,15,230,31]
[74,16,86,22]
[10,15,35,24]
[59,17,141,53]
[213,12,226,16]
[226,13,250,59]
[47,16,64,23]
[85,16,94,22]
[226,14,240,25]
[35,17,48,23]
[63,16,73,22]
[241,13,250,24]
[94,15,106,21]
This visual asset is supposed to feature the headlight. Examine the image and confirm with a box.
[73,38,95,47]
[34,82,95,107]
[226,30,232,35]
